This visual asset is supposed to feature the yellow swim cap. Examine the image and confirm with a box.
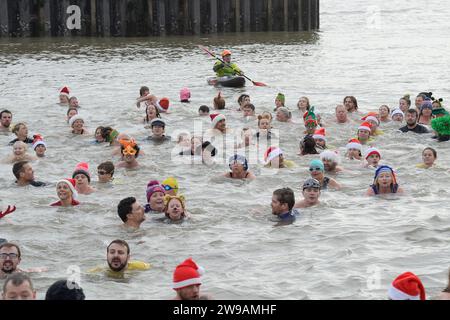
[162,177,179,193]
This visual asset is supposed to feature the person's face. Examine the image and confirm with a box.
[74,173,89,187]
[298,98,308,110]
[276,110,287,122]
[223,55,231,63]
[315,138,326,147]
[69,98,79,108]
[128,201,146,224]
[305,123,317,134]
[123,153,135,162]
[358,129,370,140]
[215,119,226,131]
[97,168,112,183]
[2,281,35,300]
[422,150,436,165]
[309,166,323,179]
[347,148,360,159]
[17,124,28,138]
[377,172,393,187]
[392,114,403,122]
[20,163,34,181]
[1,112,12,127]
[243,108,254,117]
[72,119,84,131]
[406,112,417,125]
[152,125,164,136]
[322,159,336,172]
[303,187,320,202]
[59,94,69,104]
[259,119,270,130]
[107,243,129,272]
[68,110,78,120]
[415,96,424,108]
[0,247,21,274]
[399,99,408,112]
[166,199,184,221]
[142,89,150,96]
[368,119,378,130]
[13,144,25,156]
[57,182,72,200]
[344,98,355,111]
[271,195,287,215]
[95,129,105,142]
[335,106,347,122]
[147,105,157,119]
[275,99,283,108]
[421,108,432,117]
[150,192,165,211]
[177,284,200,300]
[231,161,244,173]
[35,145,46,157]
[379,106,389,118]
[432,102,440,110]
[367,154,380,166]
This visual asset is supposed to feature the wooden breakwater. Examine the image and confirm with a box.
[0,0,319,37]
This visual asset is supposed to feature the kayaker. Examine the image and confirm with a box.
[213,50,243,77]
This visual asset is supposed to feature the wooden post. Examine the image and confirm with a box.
[102,0,110,36]
[311,0,318,29]
[90,0,97,35]
[210,0,217,33]
[283,0,288,31]
[267,0,272,31]
[234,0,240,32]
[0,0,8,37]
[120,0,127,36]
[242,0,250,32]
[147,0,153,35]
[190,0,200,35]
[157,0,165,36]
[18,0,31,37]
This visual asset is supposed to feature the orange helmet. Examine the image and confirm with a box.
[221,50,232,57]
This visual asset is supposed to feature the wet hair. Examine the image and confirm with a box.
[237,94,250,106]
[422,147,437,159]
[66,107,78,116]
[297,96,310,110]
[400,94,411,106]
[12,161,28,180]
[139,86,150,96]
[2,273,33,294]
[343,96,358,110]
[299,135,318,155]
[45,280,85,300]
[273,188,295,211]
[277,107,292,120]
[100,127,115,139]
[243,103,255,111]
[117,197,136,222]
[0,109,12,118]
[198,105,210,113]
[418,92,433,99]
[0,242,21,258]
[107,239,130,255]
[12,122,26,134]
[145,104,161,123]
[98,161,115,177]
[406,108,418,119]
[213,94,226,110]
[379,104,390,114]
[95,126,104,135]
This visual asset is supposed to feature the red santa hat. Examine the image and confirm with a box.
[358,121,372,132]
[155,98,170,112]
[365,147,381,160]
[361,112,380,125]
[312,128,326,141]
[264,146,283,164]
[72,162,91,183]
[346,138,362,151]
[59,86,70,97]
[56,178,78,200]
[172,258,204,290]
[210,113,226,128]
[32,134,47,150]
[388,272,426,300]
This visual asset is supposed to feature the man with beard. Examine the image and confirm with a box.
[294,178,321,209]
[13,161,46,187]
[0,243,23,279]
[117,197,146,229]
[399,109,429,133]
[88,240,150,277]
[320,151,344,174]
[172,258,211,300]
[0,110,13,132]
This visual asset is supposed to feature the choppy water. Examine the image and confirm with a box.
[1,0,449,299]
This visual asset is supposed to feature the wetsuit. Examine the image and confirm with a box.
[9,137,33,145]
[321,177,330,190]
[278,209,300,223]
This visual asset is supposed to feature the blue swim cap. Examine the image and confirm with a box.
[229,154,248,171]
[309,159,324,172]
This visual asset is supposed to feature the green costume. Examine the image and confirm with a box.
[213,61,242,77]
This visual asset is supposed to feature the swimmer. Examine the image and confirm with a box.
[399,109,429,134]
[9,123,33,145]
[101,126,120,145]
[388,272,425,300]
[69,115,89,135]
[335,104,350,124]
[361,112,381,136]
[242,103,256,118]
[224,154,256,180]
[399,94,411,113]
[198,105,210,116]
[117,197,146,229]
[180,87,191,103]
[297,96,310,114]
[136,86,158,108]
[4,141,37,163]
[378,105,390,123]
[144,103,161,124]
[50,178,80,206]
[209,113,228,135]
[97,161,115,183]
[117,139,140,169]
[147,119,171,142]
[320,151,344,173]
[0,243,23,279]
[364,147,381,168]
[274,93,285,110]
[213,92,225,110]
[391,109,404,122]
[72,162,96,194]
[69,96,80,108]
[294,178,321,208]
[172,258,211,300]
[298,135,319,156]
[94,126,105,143]
[2,273,36,300]
[0,109,13,132]
[256,113,273,143]
[66,107,78,124]
[32,135,46,158]
[264,147,295,168]
[145,180,166,213]
[276,107,292,123]
[162,177,179,196]
[271,188,299,224]
[303,108,318,134]
[417,147,437,169]
[309,159,341,190]
[313,128,327,150]
[59,86,70,105]
[431,112,450,142]
[343,96,358,113]
[179,136,203,156]
[418,100,433,125]
[345,139,362,160]
[45,279,85,300]
[164,195,190,222]
[237,94,251,111]
[12,161,46,187]
[356,121,373,145]
[365,165,404,196]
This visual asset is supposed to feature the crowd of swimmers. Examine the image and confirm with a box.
[1,72,450,299]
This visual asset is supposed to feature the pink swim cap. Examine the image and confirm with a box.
[180,88,191,102]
